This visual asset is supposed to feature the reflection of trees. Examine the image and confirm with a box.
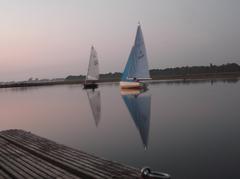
[150,78,239,86]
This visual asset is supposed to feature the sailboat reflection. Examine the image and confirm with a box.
[86,89,101,127]
[121,89,151,150]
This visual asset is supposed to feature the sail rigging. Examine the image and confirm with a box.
[86,46,99,81]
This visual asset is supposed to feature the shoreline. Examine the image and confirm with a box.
[0,72,239,89]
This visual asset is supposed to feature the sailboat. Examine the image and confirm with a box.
[86,89,101,127]
[84,46,99,89]
[120,23,151,89]
[121,89,151,150]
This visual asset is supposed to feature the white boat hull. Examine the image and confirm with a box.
[120,81,146,89]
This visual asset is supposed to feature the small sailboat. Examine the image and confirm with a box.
[86,89,101,127]
[121,89,151,150]
[120,23,151,89]
[84,46,99,89]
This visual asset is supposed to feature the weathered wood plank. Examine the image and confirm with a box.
[5,132,138,177]
[0,168,12,179]
[0,154,27,179]
[0,129,140,179]
[0,138,80,179]
[0,137,81,179]
[1,134,107,179]
[18,130,138,175]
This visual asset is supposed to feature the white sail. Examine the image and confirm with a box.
[86,46,99,81]
[86,89,101,126]
[122,24,151,81]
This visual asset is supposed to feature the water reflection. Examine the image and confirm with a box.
[149,78,239,86]
[121,89,151,150]
[86,89,101,127]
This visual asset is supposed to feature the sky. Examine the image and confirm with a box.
[0,0,240,81]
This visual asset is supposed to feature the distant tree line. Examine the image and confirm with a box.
[65,73,122,81]
[65,63,240,81]
[150,63,240,77]
[65,75,85,81]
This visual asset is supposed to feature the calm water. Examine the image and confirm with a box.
[1,80,240,179]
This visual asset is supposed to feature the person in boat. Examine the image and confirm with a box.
[133,77,139,82]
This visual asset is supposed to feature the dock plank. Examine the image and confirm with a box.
[0,130,140,179]
[0,138,80,179]
[4,132,137,177]
[0,137,81,179]
[0,168,12,179]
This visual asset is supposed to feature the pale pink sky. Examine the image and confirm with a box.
[0,0,240,81]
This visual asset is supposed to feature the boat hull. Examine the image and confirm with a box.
[120,81,147,89]
[83,83,98,89]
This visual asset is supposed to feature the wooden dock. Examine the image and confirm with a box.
[0,129,140,179]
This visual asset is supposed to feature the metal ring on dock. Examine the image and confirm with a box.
[141,167,171,179]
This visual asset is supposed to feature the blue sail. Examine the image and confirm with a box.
[122,91,151,149]
[121,47,134,81]
[121,24,151,81]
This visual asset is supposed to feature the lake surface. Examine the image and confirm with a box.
[1,79,240,179]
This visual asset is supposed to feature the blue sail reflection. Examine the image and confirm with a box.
[121,89,151,150]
